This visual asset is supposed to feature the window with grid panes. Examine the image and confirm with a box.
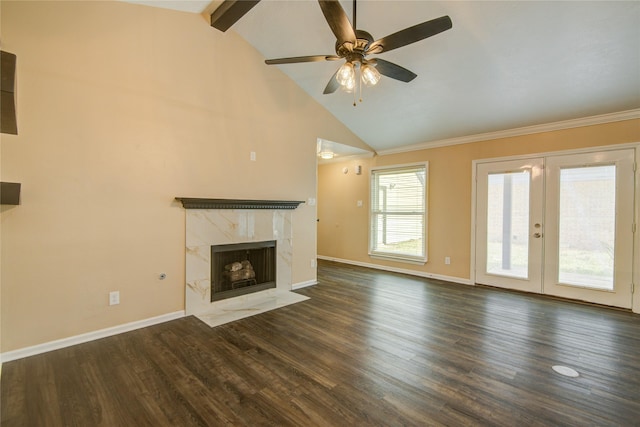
[369,163,427,263]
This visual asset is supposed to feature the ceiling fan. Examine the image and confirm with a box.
[264,0,452,97]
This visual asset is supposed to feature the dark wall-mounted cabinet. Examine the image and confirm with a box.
[1,182,21,205]
[1,51,21,204]
[1,50,18,135]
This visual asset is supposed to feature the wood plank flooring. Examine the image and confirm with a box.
[2,260,639,426]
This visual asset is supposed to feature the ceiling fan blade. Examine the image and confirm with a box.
[323,69,340,94]
[318,0,357,46]
[370,58,417,82]
[265,55,341,65]
[367,15,452,54]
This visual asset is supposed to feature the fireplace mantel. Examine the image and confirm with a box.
[182,200,305,320]
[175,197,304,210]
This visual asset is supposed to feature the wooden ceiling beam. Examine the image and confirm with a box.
[210,0,260,32]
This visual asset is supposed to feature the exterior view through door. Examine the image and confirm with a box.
[475,147,635,309]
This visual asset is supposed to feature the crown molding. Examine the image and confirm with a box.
[377,109,640,156]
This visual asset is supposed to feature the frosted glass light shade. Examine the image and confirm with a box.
[342,75,356,92]
[336,62,355,86]
[361,64,381,86]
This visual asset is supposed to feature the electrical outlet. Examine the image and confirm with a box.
[445,257,451,265]
[310,259,317,268]
[109,291,120,306]
[250,151,256,161]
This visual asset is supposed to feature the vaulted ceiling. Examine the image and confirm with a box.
[129,1,640,153]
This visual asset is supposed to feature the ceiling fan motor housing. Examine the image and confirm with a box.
[336,29,374,63]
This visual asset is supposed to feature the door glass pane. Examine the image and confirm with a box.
[486,171,530,278]
[558,165,615,290]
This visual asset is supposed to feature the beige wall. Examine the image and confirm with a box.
[0,1,366,352]
[318,119,640,286]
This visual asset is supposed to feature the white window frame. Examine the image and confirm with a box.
[369,162,428,264]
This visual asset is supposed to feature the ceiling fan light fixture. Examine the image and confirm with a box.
[361,64,381,86]
[264,1,453,104]
[336,61,355,86]
[341,75,356,92]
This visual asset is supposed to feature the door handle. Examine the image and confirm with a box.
[533,223,542,238]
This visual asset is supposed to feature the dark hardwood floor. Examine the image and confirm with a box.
[2,260,639,426]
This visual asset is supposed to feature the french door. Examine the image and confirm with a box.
[476,158,544,293]
[475,148,635,308]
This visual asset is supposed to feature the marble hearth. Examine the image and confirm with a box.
[177,198,309,327]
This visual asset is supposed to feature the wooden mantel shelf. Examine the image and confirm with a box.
[175,198,304,210]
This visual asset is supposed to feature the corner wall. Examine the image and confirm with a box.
[0,0,366,352]
[318,119,640,311]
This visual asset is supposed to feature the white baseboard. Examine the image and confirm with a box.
[0,260,467,363]
[317,255,473,286]
[0,311,185,363]
[292,279,318,290]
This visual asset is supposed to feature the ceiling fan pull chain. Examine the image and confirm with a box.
[351,63,356,106]
[359,66,363,104]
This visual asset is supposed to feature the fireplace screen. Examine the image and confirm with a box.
[210,240,276,302]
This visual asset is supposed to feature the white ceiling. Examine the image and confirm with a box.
[131,1,640,154]
[124,0,213,14]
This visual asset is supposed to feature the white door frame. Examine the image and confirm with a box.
[475,158,544,293]
[470,142,640,313]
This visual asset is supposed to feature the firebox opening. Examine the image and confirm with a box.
[210,240,276,302]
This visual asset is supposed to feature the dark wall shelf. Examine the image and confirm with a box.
[1,50,18,135]
[1,182,21,205]
[175,197,304,210]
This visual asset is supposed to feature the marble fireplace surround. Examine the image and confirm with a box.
[176,198,309,327]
